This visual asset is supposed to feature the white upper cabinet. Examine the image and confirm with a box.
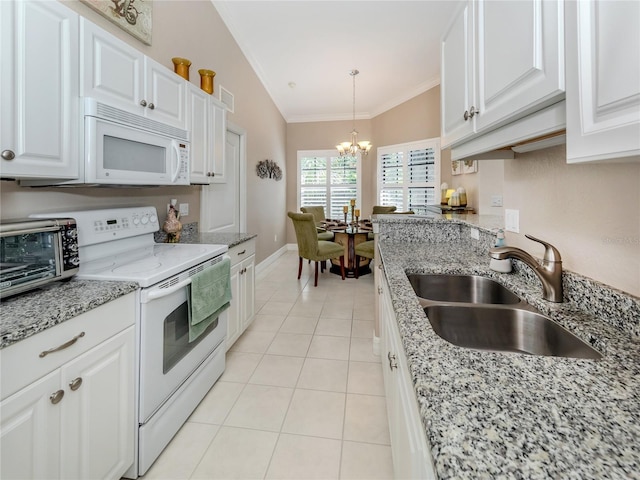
[188,86,227,185]
[0,0,79,179]
[441,1,475,148]
[565,0,640,163]
[187,83,211,184]
[80,19,186,129]
[441,0,565,149]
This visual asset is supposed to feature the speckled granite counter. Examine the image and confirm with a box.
[154,222,256,249]
[375,214,640,479]
[0,280,138,350]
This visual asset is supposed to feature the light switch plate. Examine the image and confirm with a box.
[505,209,519,233]
[491,195,503,207]
[470,228,480,240]
[179,203,189,217]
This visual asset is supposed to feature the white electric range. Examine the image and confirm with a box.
[32,206,229,477]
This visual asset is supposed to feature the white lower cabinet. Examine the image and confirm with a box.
[379,266,436,479]
[226,239,256,350]
[0,293,136,480]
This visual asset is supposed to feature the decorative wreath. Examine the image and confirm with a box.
[256,159,283,181]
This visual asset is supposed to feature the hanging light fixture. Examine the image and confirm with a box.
[336,69,372,157]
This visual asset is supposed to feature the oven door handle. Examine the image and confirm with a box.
[142,277,192,303]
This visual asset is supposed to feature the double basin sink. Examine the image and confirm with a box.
[407,274,601,359]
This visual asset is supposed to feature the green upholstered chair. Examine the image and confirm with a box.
[354,240,375,279]
[372,205,397,214]
[288,212,345,286]
[301,206,334,241]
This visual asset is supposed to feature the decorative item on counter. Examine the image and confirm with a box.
[457,187,467,206]
[172,57,191,80]
[163,203,182,243]
[440,183,449,204]
[256,159,283,180]
[449,192,461,207]
[489,229,512,273]
[198,69,216,94]
[444,189,455,205]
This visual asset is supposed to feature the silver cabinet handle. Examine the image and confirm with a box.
[148,103,155,110]
[39,332,85,358]
[140,100,147,107]
[1,150,15,160]
[463,110,470,121]
[69,377,83,391]
[237,250,246,255]
[469,106,480,118]
[207,172,215,177]
[50,390,65,404]
[387,352,398,370]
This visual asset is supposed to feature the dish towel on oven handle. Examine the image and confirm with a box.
[188,257,232,342]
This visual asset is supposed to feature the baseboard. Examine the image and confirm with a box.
[286,243,298,251]
[255,245,289,276]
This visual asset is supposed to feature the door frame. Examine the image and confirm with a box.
[198,121,247,233]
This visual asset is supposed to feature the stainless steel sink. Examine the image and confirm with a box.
[424,304,602,359]
[407,274,521,304]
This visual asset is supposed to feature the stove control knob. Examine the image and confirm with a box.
[133,216,140,226]
[141,215,149,225]
[150,214,158,224]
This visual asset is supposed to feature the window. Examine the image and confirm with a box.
[377,139,440,214]
[298,150,361,219]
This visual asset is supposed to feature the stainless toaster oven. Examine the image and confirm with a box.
[0,218,79,299]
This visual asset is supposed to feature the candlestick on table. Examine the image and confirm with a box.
[350,199,356,207]
[343,205,348,224]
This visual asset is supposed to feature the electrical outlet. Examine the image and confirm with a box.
[491,195,503,207]
[179,203,189,217]
[470,228,480,240]
[505,209,520,233]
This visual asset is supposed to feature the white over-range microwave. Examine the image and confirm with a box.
[24,98,190,186]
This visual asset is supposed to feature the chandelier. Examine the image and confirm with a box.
[336,69,372,157]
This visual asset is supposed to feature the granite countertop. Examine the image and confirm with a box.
[378,240,640,479]
[0,280,138,350]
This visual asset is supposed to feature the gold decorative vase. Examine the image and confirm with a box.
[172,57,192,80]
[198,69,216,94]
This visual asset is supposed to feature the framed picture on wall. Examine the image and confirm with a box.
[451,160,462,175]
[80,0,152,45]
[462,159,478,174]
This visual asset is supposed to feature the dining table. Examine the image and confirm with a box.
[321,220,373,278]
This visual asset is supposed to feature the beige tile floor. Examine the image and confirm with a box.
[142,251,393,480]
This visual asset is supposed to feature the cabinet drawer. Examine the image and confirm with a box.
[0,293,136,400]
[228,239,256,266]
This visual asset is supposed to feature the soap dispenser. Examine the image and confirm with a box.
[490,229,512,273]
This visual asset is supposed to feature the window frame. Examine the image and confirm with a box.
[297,149,362,219]
[376,138,441,213]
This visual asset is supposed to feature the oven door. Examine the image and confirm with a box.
[138,275,227,423]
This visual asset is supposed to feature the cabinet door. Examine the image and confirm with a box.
[475,0,564,133]
[241,256,256,331]
[188,83,211,184]
[80,18,144,114]
[226,260,243,350]
[209,97,227,183]
[60,327,135,480]
[440,1,475,148]
[566,0,640,163]
[0,370,62,480]
[0,0,79,179]
[145,57,187,129]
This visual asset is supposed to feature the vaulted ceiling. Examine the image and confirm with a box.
[213,1,463,123]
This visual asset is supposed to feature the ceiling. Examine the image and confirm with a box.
[213,1,463,123]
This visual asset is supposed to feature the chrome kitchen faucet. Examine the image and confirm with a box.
[489,234,563,302]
